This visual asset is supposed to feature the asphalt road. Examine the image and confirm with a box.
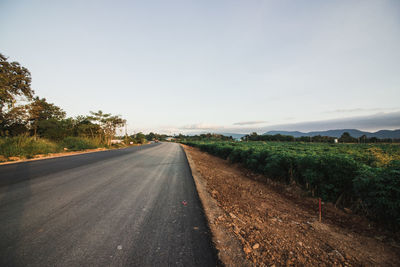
[0,143,218,267]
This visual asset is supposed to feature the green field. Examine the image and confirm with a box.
[183,141,400,228]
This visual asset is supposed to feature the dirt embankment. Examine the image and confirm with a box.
[182,144,400,266]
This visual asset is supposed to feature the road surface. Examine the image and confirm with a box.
[0,143,218,266]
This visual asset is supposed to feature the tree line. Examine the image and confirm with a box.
[174,133,234,142]
[171,132,399,143]
[242,132,400,143]
[0,53,125,146]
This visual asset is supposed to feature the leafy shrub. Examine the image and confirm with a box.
[0,136,60,159]
[61,137,99,151]
[354,161,400,227]
[182,141,400,229]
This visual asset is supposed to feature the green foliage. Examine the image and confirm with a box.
[0,136,60,159]
[0,105,29,136]
[175,133,234,142]
[241,132,399,143]
[0,53,34,136]
[88,110,126,145]
[130,132,146,144]
[37,118,74,140]
[354,161,400,228]
[145,132,168,141]
[244,132,296,142]
[61,137,100,151]
[0,53,33,112]
[27,97,66,137]
[0,53,128,161]
[0,136,105,160]
[182,140,400,229]
[339,132,357,143]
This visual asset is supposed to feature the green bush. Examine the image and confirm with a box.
[182,140,400,229]
[61,137,99,151]
[354,161,400,227]
[0,136,60,159]
[0,136,105,161]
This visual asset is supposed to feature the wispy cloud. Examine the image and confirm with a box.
[233,120,268,126]
[179,123,223,130]
[259,112,400,133]
[160,111,400,134]
[324,107,400,114]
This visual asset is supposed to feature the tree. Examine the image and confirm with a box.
[0,53,34,135]
[360,134,367,143]
[134,132,146,144]
[339,132,357,143]
[89,110,126,145]
[74,116,101,139]
[37,118,74,140]
[0,53,34,112]
[27,97,66,138]
[0,105,29,136]
[102,115,126,146]
[145,132,167,142]
[146,132,156,141]
[248,132,259,141]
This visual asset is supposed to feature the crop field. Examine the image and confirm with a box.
[182,141,400,228]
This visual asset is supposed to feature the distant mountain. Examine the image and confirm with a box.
[218,133,246,139]
[188,132,246,140]
[264,129,400,139]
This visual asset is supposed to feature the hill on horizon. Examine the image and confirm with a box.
[263,129,400,139]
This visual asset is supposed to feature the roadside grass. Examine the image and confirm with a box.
[0,136,108,161]
[0,136,61,160]
[61,136,102,151]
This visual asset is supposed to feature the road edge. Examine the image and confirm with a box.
[181,144,252,267]
[0,144,147,166]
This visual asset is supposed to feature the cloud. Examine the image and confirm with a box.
[259,112,400,133]
[175,111,400,134]
[179,123,223,130]
[154,112,400,135]
[324,107,400,114]
[233,120,268,126]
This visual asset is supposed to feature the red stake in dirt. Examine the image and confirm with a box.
[319,198,322,222]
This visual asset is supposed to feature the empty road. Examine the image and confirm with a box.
[0,143,218,266]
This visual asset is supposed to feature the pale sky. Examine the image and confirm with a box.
[1,0,399,134]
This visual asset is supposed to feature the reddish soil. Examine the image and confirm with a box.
[182,145,400,266]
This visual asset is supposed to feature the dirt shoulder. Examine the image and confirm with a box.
[182,144,400,266]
